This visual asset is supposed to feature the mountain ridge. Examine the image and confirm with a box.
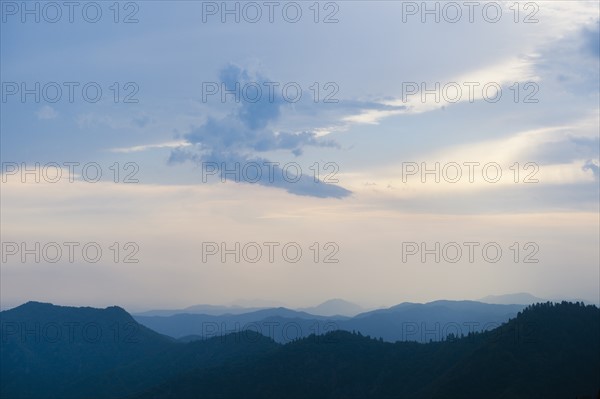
[2,300,598,398]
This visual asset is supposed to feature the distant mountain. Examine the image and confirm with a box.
[134,301,600,399]
[133,300,525,344]
[133,304,266,317]
[134,307,347,343]
[479,293,546,305]
[297,298,366,317]
[134,299,365,317]
[343,300,525,342]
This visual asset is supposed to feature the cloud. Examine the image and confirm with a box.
[335,115,599,210]
[582,22,600,58]
[529,136,599,165]
[36,105,58,120]
[583,159,599,179]
[172,64,351,198]
[110,141,191,153]
[133,115,153,128]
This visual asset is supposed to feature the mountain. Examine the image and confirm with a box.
[2,301,598,398]
[133,300,524,343]
[297,298,366,317]
[0,302,277,399]
[133,301,600,399]
[479,292,546,305]
[0,301,173,398]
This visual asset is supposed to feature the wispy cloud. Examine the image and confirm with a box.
[110,141,191,153]
[36,105,58,120]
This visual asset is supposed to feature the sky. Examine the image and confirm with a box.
[1,0,599,311]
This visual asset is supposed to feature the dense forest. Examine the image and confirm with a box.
[1,301,598,398]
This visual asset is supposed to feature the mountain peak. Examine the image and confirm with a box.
[298,299,365,317]
[17,300,53,308]
[7,301,127,313]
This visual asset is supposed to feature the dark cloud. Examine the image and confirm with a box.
[172,65,351,198]
[528,136,599,165]
[582,22,599,58]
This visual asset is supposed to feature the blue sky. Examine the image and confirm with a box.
[1,1,598,310]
